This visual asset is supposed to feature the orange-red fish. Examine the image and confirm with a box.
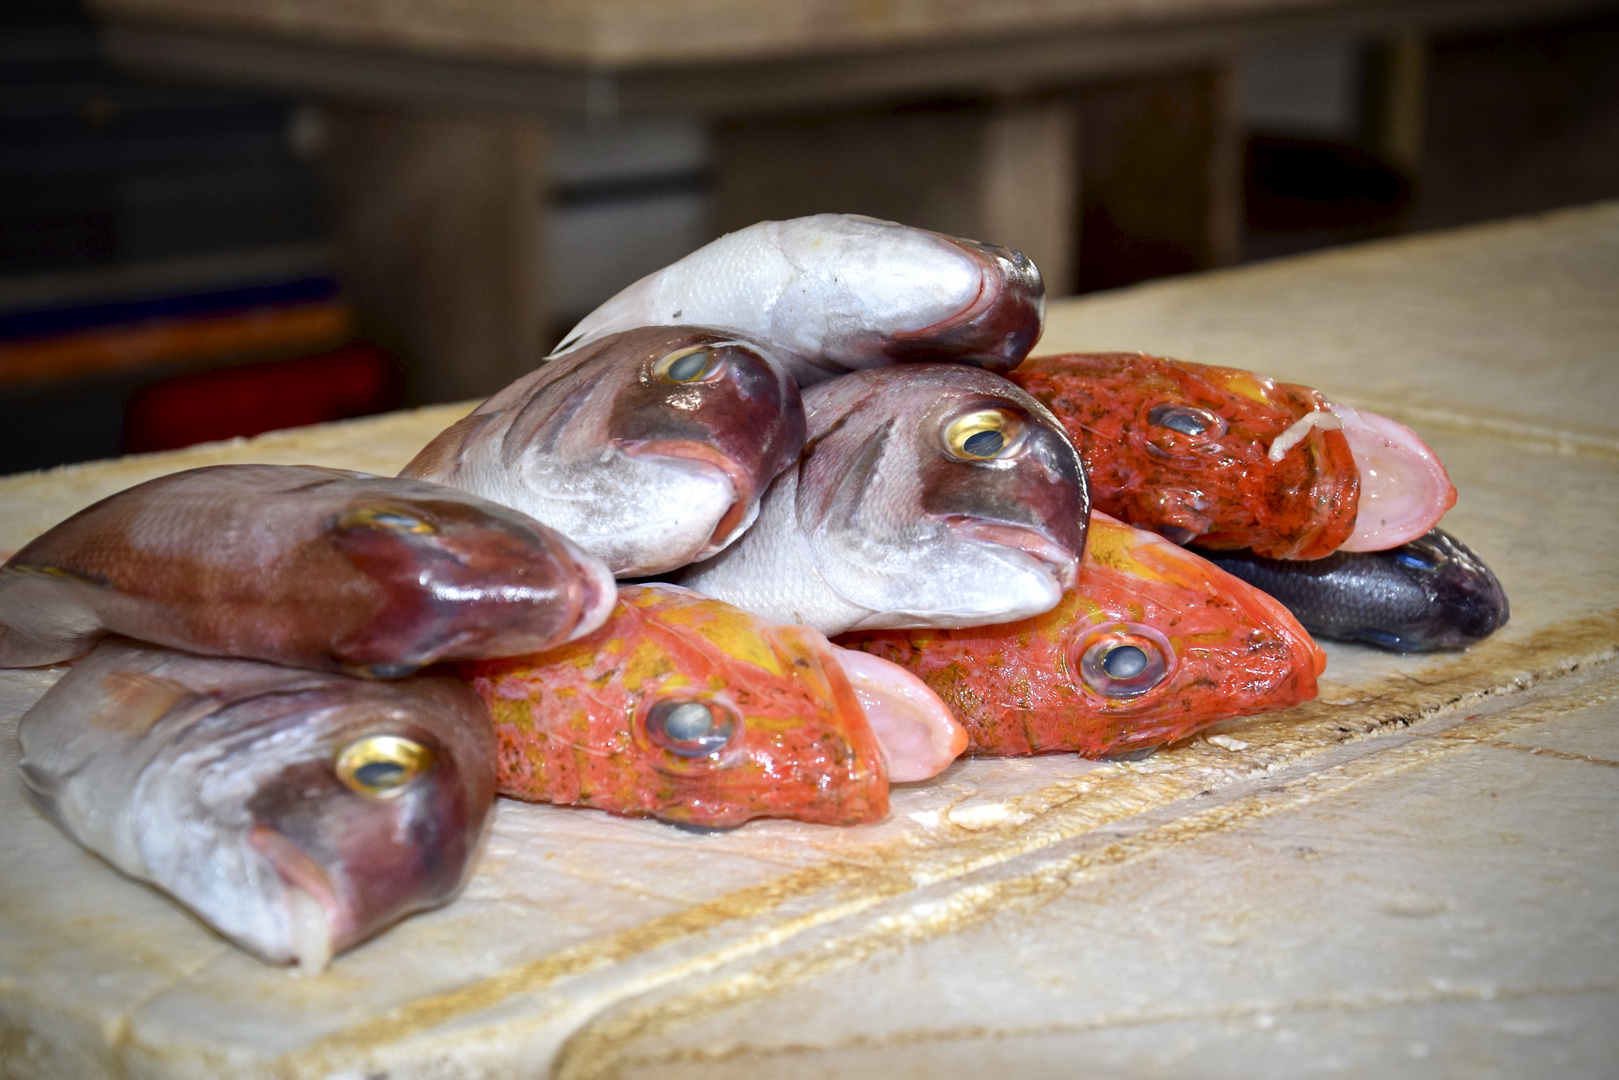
[1009,352,1361,559]
[839,513,1325,759]
[463,585,964,828]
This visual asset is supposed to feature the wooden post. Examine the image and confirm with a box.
[323,104,547,404]
[713,96,1079,296]
[1362,32,1427,177]
[1075,65,1242,293]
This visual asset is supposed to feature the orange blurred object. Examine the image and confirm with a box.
[122,343,401,453]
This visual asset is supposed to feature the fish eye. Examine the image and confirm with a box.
[655,345,725,384]
[336,735,435,799]
[1076,629,1172,699]
[944,409,1025,461]
[644,697,738,758]
[1148,404,1225,439]
[337,507,437,534]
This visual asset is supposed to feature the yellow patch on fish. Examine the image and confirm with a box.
[1209,369,1278,406]
[660,600,784,676]
[1084,518,1177,586]
[621,638,676,691]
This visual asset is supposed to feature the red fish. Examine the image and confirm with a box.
[1009,352,1361,559]
[839,513,1325,759]
[463,585,964,829]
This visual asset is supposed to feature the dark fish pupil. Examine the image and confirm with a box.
[667,350,713,382]
[663,702,714,741]
[355,760,406,786]
[1102,645,1149,679]
[963,429,1004,457]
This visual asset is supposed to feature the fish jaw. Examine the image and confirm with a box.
[829,646,966,781]
[1328,403,1457,552]
[469,585,890,828]
[619,437,761,561]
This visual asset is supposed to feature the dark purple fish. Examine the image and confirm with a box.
[402,326,805,576]
[1193,528,1509,651]
[0,464,616,674]
[19,639,497,971]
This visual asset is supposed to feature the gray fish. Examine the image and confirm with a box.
[18,639,497,971]
[402,326,805,577]
[551,215,1045,385]
[679,364,1089,635]
[1193,528,1509,651]
[0,464,616,674]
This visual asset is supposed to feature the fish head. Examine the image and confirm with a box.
[324,484,616,674]
[144,674,495,969]
[877,235,1045,372]
[508,327,805,575]
[468,585,889,828]
[1363,529,1510,650]
[797,365,1087,630]
[1011,352,1360,559]
[841,513,1324,757]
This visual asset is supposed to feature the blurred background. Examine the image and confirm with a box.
[3,0,1617,474]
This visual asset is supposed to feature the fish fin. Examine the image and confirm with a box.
[92,670,203,734]
[0,567,106,667]
[17,760,69,829]
[400,413,490,480]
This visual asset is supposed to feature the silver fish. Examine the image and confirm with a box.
[552,214,1045,385]
[402,326,805,577]
[0,464,617,675]
[18,639,497,971]
[679,365,1089,635]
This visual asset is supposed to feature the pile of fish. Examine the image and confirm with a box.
[1,213,1508,970]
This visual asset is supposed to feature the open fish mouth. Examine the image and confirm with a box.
[621,439,758,558]
[249,824,347,973]
[1327,403,1457,552]
[946,518,1081,591]
[828,646,965,782]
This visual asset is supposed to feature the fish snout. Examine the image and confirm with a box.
[248,824,352,972]
[881,237,1045,372]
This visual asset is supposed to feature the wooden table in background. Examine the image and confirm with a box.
[85,0,1614,403]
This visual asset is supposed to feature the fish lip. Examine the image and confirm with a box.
[249,824,353,960]
[945,517,1080,590]
[881,237,1044,370]
[618,438,756,557]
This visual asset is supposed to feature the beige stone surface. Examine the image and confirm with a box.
[3,206,1618,1078]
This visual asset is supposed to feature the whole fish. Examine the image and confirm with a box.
[678,364,1089,636]
[18,639,496,972]
[403,326,804,577]
[551,215,1045,385]
[1194,528,1509,651]
[0,464,616,674]
[1009,352,1456,558]
[464,585,965,829]
[840,512,1325,759]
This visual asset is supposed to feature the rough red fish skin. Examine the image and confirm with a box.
[1009,352,1360,560]
[839,515,1324,758]
[463,585,889,828]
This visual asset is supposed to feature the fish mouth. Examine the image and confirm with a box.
[558,537,620,642]
[1328,403,1457,552]
[620,438,757,558]
[828,646,965,782]
[882,237,1044,371]
[250,824,350,973]
[946,517,1080,591]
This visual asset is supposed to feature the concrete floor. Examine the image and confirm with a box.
[1,203,1616,1079]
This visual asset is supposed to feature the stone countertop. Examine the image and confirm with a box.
[2,203,1617,1078]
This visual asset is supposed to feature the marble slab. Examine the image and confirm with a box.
[2,204,1618,1078]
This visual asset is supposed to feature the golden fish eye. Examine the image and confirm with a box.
[336,735,434,798]
[337,507,437,534]
[655,346,723,384]
[644,697,738,758]
[944,409,1023,461]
